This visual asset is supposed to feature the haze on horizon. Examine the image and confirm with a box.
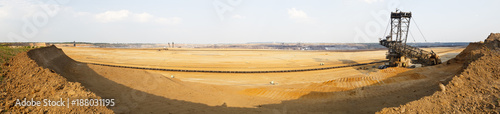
[0,0,499,44]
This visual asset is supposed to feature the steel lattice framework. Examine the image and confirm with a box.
[380,10,441,66]
[389,10,412,44]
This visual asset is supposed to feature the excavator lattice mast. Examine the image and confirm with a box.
[380,10,441,67]
[389,10,411,44]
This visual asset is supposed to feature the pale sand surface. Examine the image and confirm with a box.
[50,46,465,113]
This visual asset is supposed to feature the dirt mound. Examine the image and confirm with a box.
[378,35,500,113]
[26,45,77,74]
[485,33,500,49]
[486,33,500,42]
[448,42,486,68]
[0,46,113,113]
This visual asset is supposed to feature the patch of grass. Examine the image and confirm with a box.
[0,46,32,64]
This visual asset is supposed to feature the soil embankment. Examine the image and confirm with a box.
[378,33,500,113]
[0,47,113,113]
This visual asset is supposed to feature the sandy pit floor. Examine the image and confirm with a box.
[41,46,466,113]
[60,47,463,85]
[61,48,389,71]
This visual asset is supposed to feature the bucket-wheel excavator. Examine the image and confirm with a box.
[379,10,441,67]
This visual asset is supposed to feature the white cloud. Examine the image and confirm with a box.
[0,9,8,18]
[155,17,182,25]
[288,8,308,19]
[94,10,181,25]
[73,11,91,17]
[0,0,73,41]
[287,8,313,23]
[134,12,153,23]
[95,10,130,23]
[364,0,384,4]
[231,14,245,19]
[0,0,43,19]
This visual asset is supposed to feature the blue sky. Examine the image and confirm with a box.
[0,0,499,44]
